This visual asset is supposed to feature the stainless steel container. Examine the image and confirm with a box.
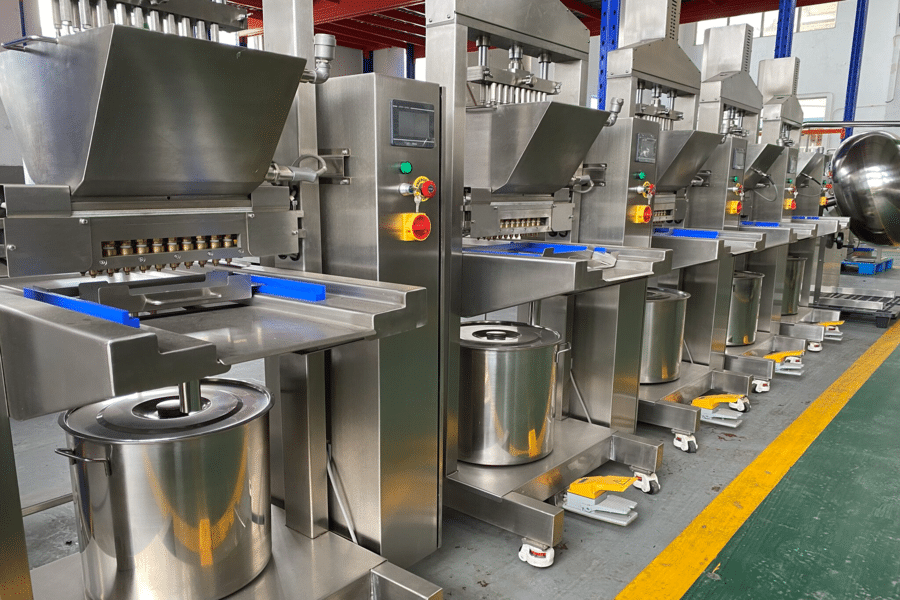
[459,321,562,466]
[57,379,272,600]
[640,288,691,384]
[782,256,807,315]
[727,271,765,346]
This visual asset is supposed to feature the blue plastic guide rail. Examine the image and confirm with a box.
[23,288,140,328]
[653,228,719,239]
[463,242,595,257]
[742,221,781,228]
[793,216,820,220]
[250,275,326,302]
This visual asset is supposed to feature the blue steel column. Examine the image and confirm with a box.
[843,0,869,138]
[597,0,620,110]
[406,43,416,79]
[774,0,796,58]
[363,50,374,73]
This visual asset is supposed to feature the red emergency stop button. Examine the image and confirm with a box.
[628,204,653,224]
[419,179,437,199]
[396,212,431,241]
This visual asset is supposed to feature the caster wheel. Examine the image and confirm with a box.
[752,379,771,393]
[673,434,697,453]
[518,541,554,568]
[634,472,660,494]
[648,481,661,495]
[729,398,751,413]
[687,440,698,453]
[807,342,823,352]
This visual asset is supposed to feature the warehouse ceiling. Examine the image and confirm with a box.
[230,0,841,54]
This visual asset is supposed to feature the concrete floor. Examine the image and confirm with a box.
[12,266,900,598]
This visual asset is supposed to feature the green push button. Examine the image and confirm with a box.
[399,161,413,175]
[733,176,739,183]
[632,171,646,181]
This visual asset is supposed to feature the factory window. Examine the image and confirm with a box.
[762,10,780,36]
[797,3,839,32]
[799,97,828,121]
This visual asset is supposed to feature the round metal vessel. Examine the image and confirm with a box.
[58,379,272,600]
[832,131,900,246]
[640,288,691,384]
[782,256,808,315]
[459,321,561,466]
[727,271,765,346]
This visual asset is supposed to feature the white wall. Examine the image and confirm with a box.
[1,0,21,43]
[331,45,364,77]
[374,47,406,77]
[676,0,900,131]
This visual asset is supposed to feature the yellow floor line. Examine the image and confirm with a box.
[617,321,900,600]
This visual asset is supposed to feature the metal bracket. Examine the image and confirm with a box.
[318,148,351,185]
[2,36,57,52]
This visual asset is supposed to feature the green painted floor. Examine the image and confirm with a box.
[682,345,900,600]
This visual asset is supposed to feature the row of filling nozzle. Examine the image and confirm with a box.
[500,218,546,229]
[51,0,235,42]
[89,235,238,276]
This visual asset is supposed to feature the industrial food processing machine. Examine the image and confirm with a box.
[0,3,444,598]
[692,25,808,390]
[424,0,671,566]
[738,57,846,352]
[580,0,760,451]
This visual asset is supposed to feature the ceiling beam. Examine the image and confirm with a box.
[371,7,426,27]
[679,0,836,24]
[348,13,426,39]
[318,21,424,48]
[314,0,423,24]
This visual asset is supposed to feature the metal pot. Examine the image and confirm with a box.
[640,287,691,384]
[782,256,808,315]
[727,271,765,346]
[459,321,563,466]
[57,379,272,600]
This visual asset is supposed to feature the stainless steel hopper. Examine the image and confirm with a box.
[0,24,305,199]
[655,130,725,193]
[742,143,785,190]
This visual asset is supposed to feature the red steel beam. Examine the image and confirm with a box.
[680,0,836,23]
[374,7,426,26]
[318,21,424,48]
[559,0,606,22]
[348,13,426,39]
[314,0,423,24]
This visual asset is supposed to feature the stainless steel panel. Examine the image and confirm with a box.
[747,245,788,333]
[650,236,723,269]
[832,131,900,246]
[701,24,753,80]
[59,380,271,600]
[682,255,734,369]
[636,398,701,434]
[30,509,440,600]
[444,484,564,547]
[316,75,441,567]
[782,256,807,315]
[723,353,775,379]
[607,39,701,103]
[742,143,784,190]
[458,322,559,466]
[465,102,608,195]
[371,563,444,600]
[758,57,800,99]
[656,130,725,193]
[620,0,681,45]
[727,271,764,346]
[448,417,612,500]
[609,431,664,473]
[686,138,747,230]
[640,288,690,383]
[0,25,303,198]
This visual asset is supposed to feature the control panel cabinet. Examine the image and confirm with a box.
[315,74,442,567]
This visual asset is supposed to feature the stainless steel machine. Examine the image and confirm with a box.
[424,0,671,567]
[740,57,846,352]
[581,0,760,451]
[690,25,811,390]
[0,2,444,598]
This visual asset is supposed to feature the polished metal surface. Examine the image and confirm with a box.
[742,143,785,191]
[686,139,749,230]
[0,25,304,198]
[459,322,560,466]
[727,271,765,346]
[316,75,442,567]
[640,288,690,384]
[29,508,443,600]
[465,102,609,195]
[59,379,271,600]
[638,363,749,419]
[656,130,725,193]
[832,131,900,245]
[620,0,681,46]
[0,266,427,420]
[782,256,807,315]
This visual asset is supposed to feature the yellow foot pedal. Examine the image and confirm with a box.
[818,320,844,341]
[561,476,639,526]
[764,350,805,376]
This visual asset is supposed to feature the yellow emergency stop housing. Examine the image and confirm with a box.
[568,475,637,499]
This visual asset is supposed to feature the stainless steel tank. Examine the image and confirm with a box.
[727,271,765,346]
[459,321,562,466]
[782,256,808,315]
[832,131,900,245]
[640,288,691,384]
[57,379,272,600]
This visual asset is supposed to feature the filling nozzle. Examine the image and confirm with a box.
[302,33,336,84]
[267,154,328,185]
[606,97,624,127]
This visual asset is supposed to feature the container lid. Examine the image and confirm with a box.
[460,321,560,350]
[60,379,271,444]
[646,287,691,302]
[734,270,765,280]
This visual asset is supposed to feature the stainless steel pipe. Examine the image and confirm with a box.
[727,271,765,346]
[57,379,272,600]
[458,322,562,466]
[640,288,691,384]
